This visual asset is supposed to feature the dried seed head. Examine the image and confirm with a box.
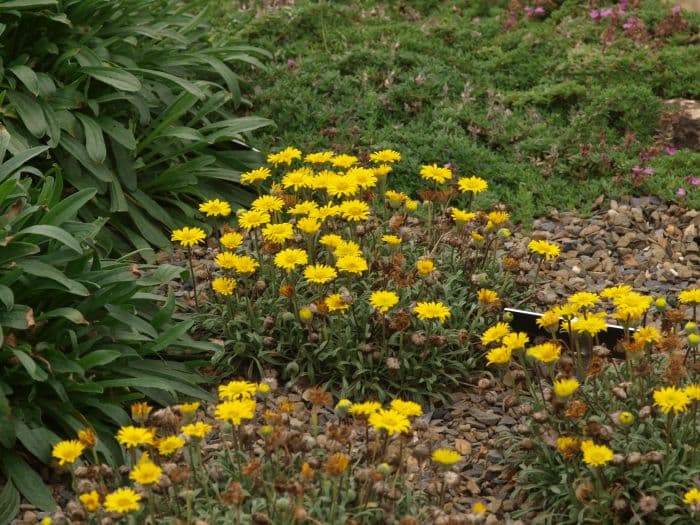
[643,451,662,464]
[626,452,642,465]
[411,333,426,346]
[612,387,627,400]
[639,495,658,513]
[444,471,460,487]
[613,498,628,511]
[533,411,548,423]
[638,405,652,419]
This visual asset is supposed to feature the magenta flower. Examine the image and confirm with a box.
[686,176,700,187]
[623,17,636,29]
[590,9,601,20]
[665,146,677,155]
[632,165,643,174]
[677,187,687,196]
[643,167,654,176]
[672,6,681,15]
[601,8,614,17]
[534,6,544,14]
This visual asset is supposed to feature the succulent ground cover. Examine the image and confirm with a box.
[220,0,699,221]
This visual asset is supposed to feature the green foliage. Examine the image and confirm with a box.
[222,0,700,216]
[0,171,216,519]
[0,0,272,260]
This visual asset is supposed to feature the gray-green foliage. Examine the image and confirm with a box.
[0,0,272,260]
[0,168,215,521]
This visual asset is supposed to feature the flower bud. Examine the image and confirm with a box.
[685,321,698,334]
[654,297,667,310]
[618,411,634,426]
[377,463,392,477]
[689,333,700,347]
[335,399,352,417]
[503,311,514,323]
[497,227,511,239]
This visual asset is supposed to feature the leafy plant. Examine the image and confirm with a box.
[0,169,216,522]
[0,0,272,260]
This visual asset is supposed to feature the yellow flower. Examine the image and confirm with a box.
[526,342,561,363]
[452,208,476,223]
[330,154,358,168]
[486,211,509,226]
[481,322,512,346]
[348,401,381,417]
[370,149,401,163]
[103,487,141,513]
[385,190,408,203]
[238,209,271,230]
[79,490,101,512]
[653,386,690,414]
[405,200,418,211]
[390,399,423,418]
[288,200,319,216]
[528,239,560,260]
[336,255,368,275]
[304,151,334,164]
[303,264,338,284]
[297,217,321,234]
[220,231,243,250]
[130,452,162,485]
[77,428,97,449]
[231,255,259,274]
[326,175,359,198]
[374,164,393,177]
[178,402,200,414]
[553,378,580,398]
[319,234,344,249]
[580,440,613,467]
[267,146,302,166]
[52,440,85,466]
[502,332,529,351]
[679,289,700,305]
[567,292,599,309]
[600,285,633,301]
[338,199,370,221]
[684,384,700,401]
[369,290,400,313]
[313,202,341,221]
[612,293,653,323]
[214,252,238,269]
[420,163,452,184]
[416,259,435,276]
[212,277,236,296]
[556,437,581,454]
[325,293,351,313]
[683,488,700,504]
[219,380,257,400]
[198,199,231,217]
[157,435,186,456]
[274,248,308,271]
[181,422,212,439]
[368,408,410,436]
[131,402,153,424]
[335,399,352,415]
[215,399,257,426]
[251,195,285,213]
[334,240,363,258]
[570,314,608,337]
[240,166,271,184]
[486,346,512,366]
[633,326,662,345]
[472,502,487,514]
[431,448,462,466]
[381,234,402,245]
[536,309,560,331]
[347,167,377,189]
[282,166,314,191]
[262,222,295,244]
[457,176,488,194]
[477,288,499,304]
[171,226,206,248]
[116,426,155,448]
[414,301,451,323]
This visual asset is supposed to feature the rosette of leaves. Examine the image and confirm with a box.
[0,168,215,521]
[0,0,272,260]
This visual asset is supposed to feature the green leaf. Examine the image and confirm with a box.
[0,305,33,330]
[0,482,20,525]
[99,117,136,150]
[0,146,49,183]
[0,1,56,10]
[1,452,56,512]
[17,259,89,296]
[0,285,13,311]
[128,67,204,99]
[146,319,194,354]
[15,423,58,464]
[7,91,47,138]
[43,188,97,226]
[11,349,48,381]
[38,307,88,325]
[9,65,40,96]
[60,136,113,183]
[82,67,142,92]
[15,224,82,253]
[78,350,122,370]
[75,113,106,164]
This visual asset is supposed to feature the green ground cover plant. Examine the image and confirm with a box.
[218,0,700,222]
[0,0,271,259]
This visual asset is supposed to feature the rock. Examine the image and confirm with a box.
[665,98,700,150]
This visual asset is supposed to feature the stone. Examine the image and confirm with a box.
[665,98,700,150]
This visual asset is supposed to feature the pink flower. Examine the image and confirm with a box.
[665,146,677,155]
[672,6,681,15]
[643,167,654,176]
[590,9,601,20]
[287,59,296,67]
[632,165,643,174]
[686,176,700,187]
[677,187,687,196]
[524,6,533,15]
[623,17,636,29]
[601,8,614,17]
[534,6,545,14]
